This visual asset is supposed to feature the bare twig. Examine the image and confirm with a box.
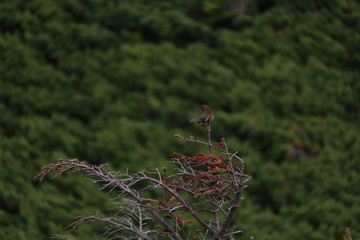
[207,124,212,154]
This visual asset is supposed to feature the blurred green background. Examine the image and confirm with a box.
[0,0,359,239]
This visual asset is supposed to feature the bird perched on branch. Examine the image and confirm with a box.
[189,104,215,126]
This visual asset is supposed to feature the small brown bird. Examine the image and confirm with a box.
[189,104,215,125]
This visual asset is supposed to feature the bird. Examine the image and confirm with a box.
[189,104,215,126]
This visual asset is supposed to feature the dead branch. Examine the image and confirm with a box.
[35,107,251,239]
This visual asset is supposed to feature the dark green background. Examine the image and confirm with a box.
[0,0,359,239]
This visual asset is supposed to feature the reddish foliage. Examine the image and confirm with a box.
[214,137,226,147]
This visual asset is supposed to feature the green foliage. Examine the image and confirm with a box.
[0,0,359,239]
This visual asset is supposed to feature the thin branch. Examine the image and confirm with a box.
[207,124,212,154]
[175,134,211,146]
[35,119,250,240]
